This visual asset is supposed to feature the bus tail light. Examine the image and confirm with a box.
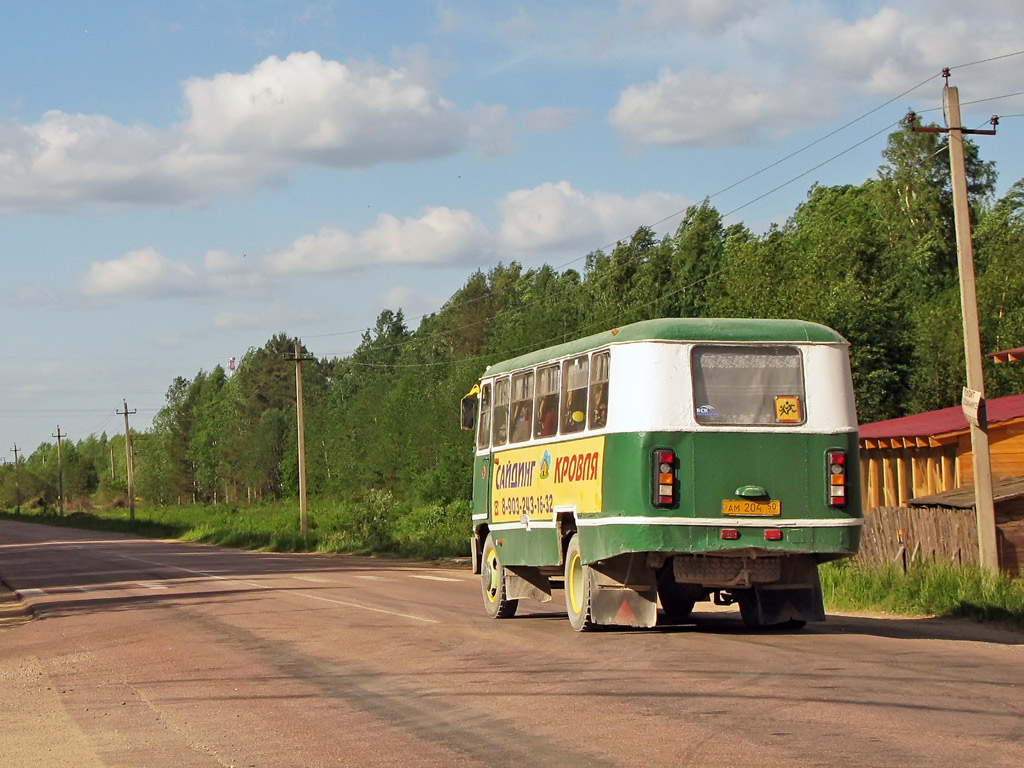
[764,529,783,541]
[651,448,676,508]
[827,450,847,508]
[720,529,739,540]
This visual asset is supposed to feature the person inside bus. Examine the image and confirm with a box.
[535,396,558,438]
[563,390,586,433]
[511,402,532,442]
[590,384,608,429]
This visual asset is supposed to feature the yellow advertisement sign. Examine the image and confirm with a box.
[491,436,605,523]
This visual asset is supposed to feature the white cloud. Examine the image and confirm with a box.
[805,2,1024,97]
[267,206,493,274]
[80,247,203,298]
[77,247,271,301]
[0,51,484,212]
[609,66,827,146]
[181,51,467,167]
[607,1,1024,147]
[497,180,691,253]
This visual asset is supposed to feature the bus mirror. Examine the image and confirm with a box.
[461,385,479,431]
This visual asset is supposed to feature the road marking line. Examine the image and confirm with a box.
[353,574,388,581]
[136,582,169,590]
[295,592,439,624]
[408,574,461,583]
[17,589,47,597]
[294,575,331,583]
[115,554,438,624]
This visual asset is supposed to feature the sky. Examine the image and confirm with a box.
[1,0,1022,454]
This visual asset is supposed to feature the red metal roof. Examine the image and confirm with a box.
[859,393,1024,440]
[987,346,1024,364]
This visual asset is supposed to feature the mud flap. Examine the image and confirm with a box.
[505,566,552,603]
[589,553,658,628]
[747,559,826,625]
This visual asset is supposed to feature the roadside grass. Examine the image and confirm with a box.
[0,490,471,561]
[820,559,1024,631]
[4,502,1022,630]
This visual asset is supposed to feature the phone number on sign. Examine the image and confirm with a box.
[496,493,554,518]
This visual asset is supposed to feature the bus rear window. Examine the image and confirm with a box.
[692,346,805,426]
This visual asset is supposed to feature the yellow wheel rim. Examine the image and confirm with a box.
[568,551,583,614]
[484,548,500,603]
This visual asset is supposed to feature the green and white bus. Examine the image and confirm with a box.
[461,318,862,631]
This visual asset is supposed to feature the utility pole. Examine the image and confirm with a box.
[910,72,999,573]
[11,444,21,513]
[118,401,137,525]
[53,426,66,516]
[285,340,315,539]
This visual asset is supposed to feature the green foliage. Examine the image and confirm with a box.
[821,560,1024,630]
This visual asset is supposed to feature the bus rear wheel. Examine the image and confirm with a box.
[564,534,595,632]
[481,534,518,619]
[657,566,697,621]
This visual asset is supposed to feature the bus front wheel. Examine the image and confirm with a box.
[564,534,596,632]
[481,534,518,619]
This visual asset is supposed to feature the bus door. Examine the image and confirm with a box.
[471,381,497,525]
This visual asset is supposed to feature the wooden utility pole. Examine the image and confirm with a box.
[285,340,314,538]
[11,444,21,513]
[912,75,999,572]
[53,426,66,516]
[118,401,137,525]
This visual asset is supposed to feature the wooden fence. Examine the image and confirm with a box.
[856,506,980,569]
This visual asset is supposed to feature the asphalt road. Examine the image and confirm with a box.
[1,518,1022,768]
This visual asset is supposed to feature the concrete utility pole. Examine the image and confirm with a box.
[118,401,137,525]
[912,74,999,572]
[285,340,315,539]
[53,426,66,516]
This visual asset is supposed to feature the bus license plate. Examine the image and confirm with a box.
[722,500,781,516]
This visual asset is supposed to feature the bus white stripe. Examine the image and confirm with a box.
[487,517,861,531]
[573,516,863,528]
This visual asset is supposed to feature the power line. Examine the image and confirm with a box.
[952,50,1024,69]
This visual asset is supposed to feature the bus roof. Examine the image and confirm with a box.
[484,317,847,375]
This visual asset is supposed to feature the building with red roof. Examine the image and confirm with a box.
[858,393,1024,509]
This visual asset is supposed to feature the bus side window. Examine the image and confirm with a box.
[510,371,535,444]
[492,377,510,446]
[534,364,559,438]
[477,383,492,450]
[561,355,589,434]
[589,351,609,429]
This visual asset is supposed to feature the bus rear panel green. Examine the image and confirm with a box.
[473,430,861,567]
